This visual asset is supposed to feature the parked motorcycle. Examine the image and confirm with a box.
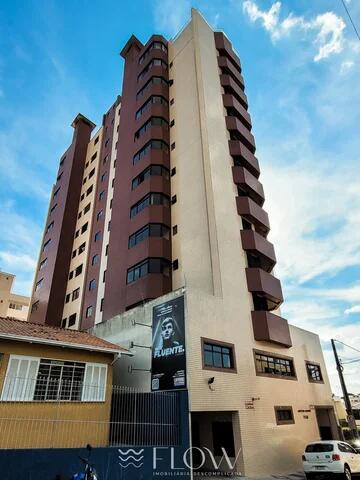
[71,444,99,480]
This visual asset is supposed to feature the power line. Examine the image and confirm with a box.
[334,339,360,355]
[341,358,360,365]
[340,0,360,42]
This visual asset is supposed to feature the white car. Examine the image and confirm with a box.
[302,440,360,479]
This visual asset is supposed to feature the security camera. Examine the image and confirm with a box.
[208,377,215,390]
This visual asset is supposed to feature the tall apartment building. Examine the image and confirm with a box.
[28,10,338,476]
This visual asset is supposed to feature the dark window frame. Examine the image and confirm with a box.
[253,349,297,381]
[274,406,295,425]
[305,361,324,383]
[201,337,237,374]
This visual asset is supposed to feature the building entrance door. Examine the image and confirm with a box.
[315,407,338,440]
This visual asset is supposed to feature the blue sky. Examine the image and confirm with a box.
[0,0,359,394]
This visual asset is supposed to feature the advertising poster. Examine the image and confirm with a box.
[151,296,186,391]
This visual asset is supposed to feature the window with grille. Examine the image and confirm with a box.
[306,362,323,382]
[274,406,294,425]
[254,351,296,379]
[1,355,107,402]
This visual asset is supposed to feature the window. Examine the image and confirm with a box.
[86,185,93,196]
[97,210,103,221]
[138,58,168,81]
[31,301,39,313]
[105,138,110,147]
[170,120,175,128]
[169,61,173,68]
[202,339,236,371]
[81,222,88,234]
[101,172,107,182]
[138,41,167,65]
[69,271,74,280]
[170,98,174,105]
[100,298,104,312]
[172,225,178,235]
[9,303,22,311]
[43,238,51,252]
[108,221,111,231]
[72,249,77,258]
[105,244,109,256]
[135,95,168,120]
[94,136,99,145]
[306,362,323,383]
[78,211,82,219]
[39,258,47,270]
[61,318,67,328]
[92,254,99,265]
[171,142,175,150]
[84,203,91,214]
[89,279,96,290]
[57,171,63,182]
[78,242,86,255]
[171,167,176,177]
[103,155,108,164]
[173,259,179,270]
[133,140,169,165]
[75,229,79,238]
[35,278,43,292]
[72,288,80,301]
[75,264,83,277]
[103,270,106,282]
[86,306,93,318]
[274,406,294,425]
[128,223,170,248]
[254,350,296,379]
[68,313,76,327]
[136,76,168,99]
[46,221,54,234]
[305,444,334,453]
[65,293,70,303]
[127,258,170,284]
[132,165,169,190]
[99,190,105,200]
[80,193,85,201]
[94,231,101,242]
[53,187,60,199]
[134,117,169,140]
[169,79,173,86]
[60,155,66,166]
[91,152,97,162]
[130,193,170,218]
[89,168,95,179]
[171,195,177,205]
[1,356,40,401]
[50,203,57,214]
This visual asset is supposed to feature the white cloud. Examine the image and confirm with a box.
[242,1,346,61]
[153,0,190,38]
[340,59,355,73]
[344,305,360,315]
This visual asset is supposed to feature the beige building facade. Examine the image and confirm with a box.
[0,272,29,321]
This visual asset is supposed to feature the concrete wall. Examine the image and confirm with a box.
[0,339,113,449]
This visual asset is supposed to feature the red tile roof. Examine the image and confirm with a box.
[0,317,128,354]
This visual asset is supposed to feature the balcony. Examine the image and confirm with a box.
[240,229,276,272]
[217,56,244,90]
[252,311,292,347]
[126,273,171,309]
[223,94,251,130]
[233,166,264,206]
[236,197,269,236]
[246,268,283,309]
[214,32,241,71]
[229,141,260,178]
[220,74,248,109]
[127,237,171,266]
[226,116,255,154]
[130,204,171,233]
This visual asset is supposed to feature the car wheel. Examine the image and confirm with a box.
[344,465,352,480]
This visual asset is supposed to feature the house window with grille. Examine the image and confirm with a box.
[1,355,107,402]
[306,362,323,382]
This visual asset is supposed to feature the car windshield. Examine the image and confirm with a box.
[305,444,334,453]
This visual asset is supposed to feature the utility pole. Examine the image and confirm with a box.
[331,339,359,439]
